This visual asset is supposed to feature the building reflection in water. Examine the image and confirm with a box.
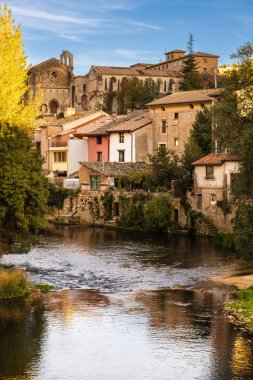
[135,288,253,380]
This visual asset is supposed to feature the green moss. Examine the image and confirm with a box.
[34,284,55,292]
[227,286,253,331]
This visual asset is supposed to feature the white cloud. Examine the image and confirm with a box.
[128,20,162,30]
[11,6,102,27]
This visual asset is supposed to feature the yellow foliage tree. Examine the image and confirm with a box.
[0,5,40,133]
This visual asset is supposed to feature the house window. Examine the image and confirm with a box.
[158,143,166,149]
[203,58,207,63]
[161,120,167,134]
[206,165,214,180]
[174,112,179,120]
[119,133,124,143]
[118,150,125,162]
[97,136,102,144]
[164,81,166,92]
[97,152,102,162]
[174,138,179,146]
[104,78,108,91]
[35,141,41,151]
[161,106,165,111]
[200,103,205,109]
[54,151,66,162]
[189,104,194,109]
[90,175,101,190]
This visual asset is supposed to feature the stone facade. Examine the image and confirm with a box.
[28,51,74,115]
[29,48,219,115]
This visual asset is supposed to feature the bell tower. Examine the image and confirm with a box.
[60,50,74,74]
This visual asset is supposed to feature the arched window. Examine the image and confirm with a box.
[83,84,86,93]
[109,77,117,91]
[49,100,59,114]
[42,104,48,114]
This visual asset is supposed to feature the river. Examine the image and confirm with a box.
[0,226,253,380]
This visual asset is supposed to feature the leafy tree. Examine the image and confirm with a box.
[179,138,203,193]
[148,146,181,189]
[179,33,202,91]
[213,41,253,197]
[0,125,49,243]
[117,77,160,114]
[234,202,253,257]
[0,5,40,134]
[47,182,68,210]
[191,108,213,154]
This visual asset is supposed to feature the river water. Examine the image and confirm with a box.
[0,226,253,380]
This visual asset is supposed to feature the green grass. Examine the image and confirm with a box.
[0,268,31,299]
[227,286,253,331]
[34,284,55,292]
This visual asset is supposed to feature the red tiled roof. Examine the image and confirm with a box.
[192,153,239,166]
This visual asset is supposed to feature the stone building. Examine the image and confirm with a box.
[28,48,219,115]
[28,51,77,115]
[148,89,221,154]
[147,50,219,76]
[84,65,180,112]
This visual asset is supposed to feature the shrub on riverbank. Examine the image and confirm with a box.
[227,286,253,331]
[0,268,31,299]
[118,193,173,232]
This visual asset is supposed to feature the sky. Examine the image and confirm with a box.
[4,0,253,75]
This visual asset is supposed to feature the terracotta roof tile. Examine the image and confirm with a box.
[192,153,239,166]
[82,110,149,136]
[148,89,222,106]
[106,111,151,133]
[80,162,150,177]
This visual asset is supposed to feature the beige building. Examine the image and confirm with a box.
[191,153,239,210]
[148,50,219,76]
[148,89,221,154]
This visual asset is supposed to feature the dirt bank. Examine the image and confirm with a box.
[214,274,253,289]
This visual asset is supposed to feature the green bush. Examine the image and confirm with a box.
[118,193,172,232]
[234,202,253,257]
[47,182,68,210]
[144,195,173,231]
[0,268,31,299]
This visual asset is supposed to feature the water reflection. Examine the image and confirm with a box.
[1,289,252,380]
[0,297,46,379]
[1,227,253,379]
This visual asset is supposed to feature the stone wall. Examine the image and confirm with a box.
[53,190,188,230]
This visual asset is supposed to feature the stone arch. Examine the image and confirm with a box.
[81,95,88,111]
[42,104,48,114]
[49,99,59,114]
[109,76,117,91]
[169,78,175,92]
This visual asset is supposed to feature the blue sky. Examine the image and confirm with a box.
[5,0,253,74]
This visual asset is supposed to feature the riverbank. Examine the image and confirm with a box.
[214,272,253,334]
[214,273,253,289]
